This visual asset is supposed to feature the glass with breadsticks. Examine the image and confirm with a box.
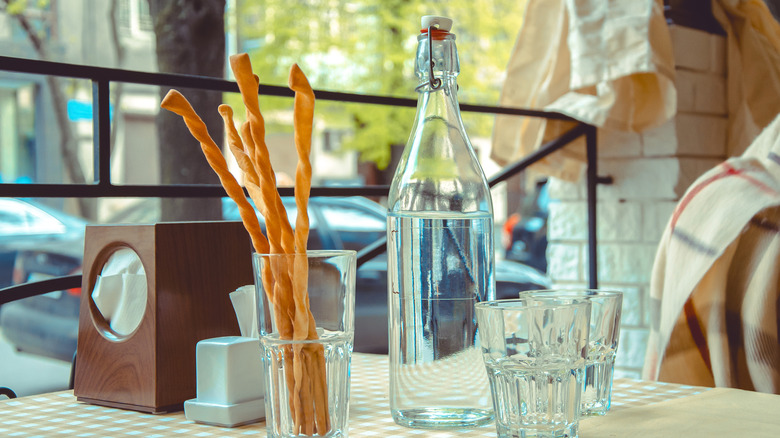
[161,53,356,437]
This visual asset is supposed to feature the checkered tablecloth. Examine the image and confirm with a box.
[0,353,707,437]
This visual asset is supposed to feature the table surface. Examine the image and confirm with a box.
[0,353,708,437]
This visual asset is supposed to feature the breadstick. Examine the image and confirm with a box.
[239,122,288,255]
[215,103,288,314]
[230,56,304,427]
[230,54,296,255]
[298,364,315,436]
[289,63,314,257]
[167,55,328,436]
[161,91,285,348]
[219,105,275,244]
[289,63,327,434]
[239,123,297,344]
[288,65,318,344]
[218,107,275,269]
[232,64,300,376]
[306,343,330,434]
[218,104,260,189]
[162,96,288,386]
[160,90,269,254]
[234,92,299,357]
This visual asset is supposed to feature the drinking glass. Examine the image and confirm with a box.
[475,298,591,438]
[521,290,623,416]
[254,250,356,438]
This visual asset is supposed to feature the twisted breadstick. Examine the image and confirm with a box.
[164,56,327,437]
[289,63,330,434]
[160,90,269,254]
[231,54,305,428]
[230,54,295,255]
[219,104,260,188]
[289,63,314,257]
[287,63,317,433]
[218,104,281,308]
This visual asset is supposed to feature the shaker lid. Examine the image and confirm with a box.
[421,15,453,32]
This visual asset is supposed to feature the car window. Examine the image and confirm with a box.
[318,202,386,251]
[0,200,66,236]
[0,209,25,232]
[319,204,385,232]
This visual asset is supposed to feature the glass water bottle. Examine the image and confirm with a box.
[387,15,495,429]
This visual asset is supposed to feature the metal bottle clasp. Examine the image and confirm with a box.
[416,24,442,92]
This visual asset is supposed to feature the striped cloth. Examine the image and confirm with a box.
[642,113,780,393]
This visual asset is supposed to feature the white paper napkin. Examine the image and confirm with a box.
[229,285,258,338]
[90,248,148,335]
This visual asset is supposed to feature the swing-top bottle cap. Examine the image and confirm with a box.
[421,15,453,32]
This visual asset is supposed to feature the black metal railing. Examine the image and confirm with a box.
[0,55,602,304]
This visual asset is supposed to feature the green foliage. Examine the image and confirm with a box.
[5,0,28,15]
[4,0,50,15]
[230,0,526,168]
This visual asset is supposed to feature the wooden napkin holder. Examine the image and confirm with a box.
[74,221,253,413]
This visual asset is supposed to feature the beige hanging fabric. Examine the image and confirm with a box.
[491,0,676,181]
[642,114,780,394]
[712,0,780,157]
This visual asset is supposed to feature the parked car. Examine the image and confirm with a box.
[221,196,387,253]
[504,179,549,273]
[2,196,550,360]
[0,199,87,362]
[0,198,86,286]
[0,198,87,294]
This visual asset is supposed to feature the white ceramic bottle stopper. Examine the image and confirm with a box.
[421,15,453,31]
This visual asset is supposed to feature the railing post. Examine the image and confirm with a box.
[92,79,111,188]
[586,125,598,289]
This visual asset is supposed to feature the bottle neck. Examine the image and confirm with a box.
[387,27,492,215]
[415,31,459,93]
[414,31,463,134]
[414,79,462,143]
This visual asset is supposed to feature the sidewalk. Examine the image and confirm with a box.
[0,329,71,397]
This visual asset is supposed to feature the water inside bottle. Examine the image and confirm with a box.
[388,210,494,428]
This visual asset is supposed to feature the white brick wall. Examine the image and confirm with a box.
[597,202,642,242]
[642,201,677,242]
[547,243,583,282]
[598,129,642,158]
[548,202,588,241]
[675,114,728,156]
[545,25,728,378]
[617,286,645,326]
[591,244,657,284]
[669,26,726,74]
[641,120,678,156]
[548,177,585,201]
[598,158,681,200]
[676,70,727,115]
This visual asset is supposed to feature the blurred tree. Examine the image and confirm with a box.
[232,0,526,183]
[3,0,524,216]
[2,0,96,218]
[148,0,225,221]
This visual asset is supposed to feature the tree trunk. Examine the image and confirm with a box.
[149,0,226,221]
[4,0,96,219]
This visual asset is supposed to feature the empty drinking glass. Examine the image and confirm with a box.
[475,298,591,438]
[521,290,623,416]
